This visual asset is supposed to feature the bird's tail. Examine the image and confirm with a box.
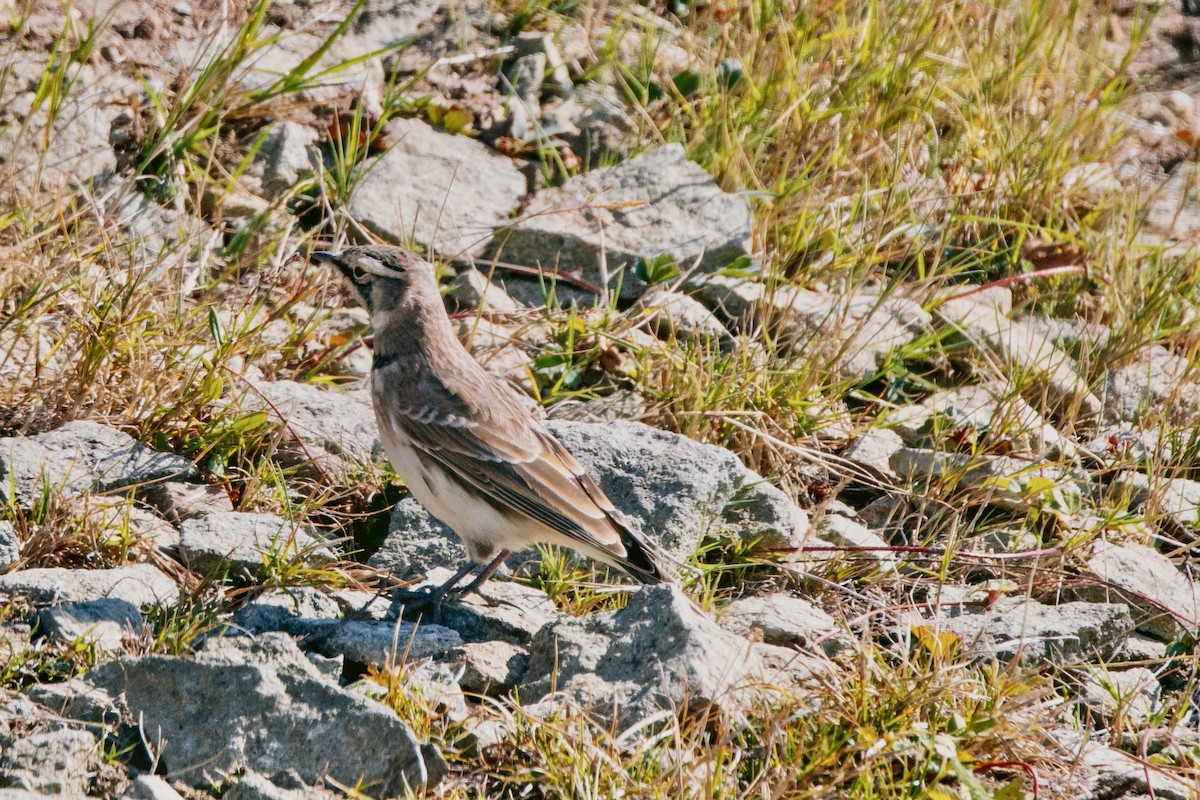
[609,522,672,585]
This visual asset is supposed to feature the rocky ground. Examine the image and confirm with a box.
[2,0,1200,797]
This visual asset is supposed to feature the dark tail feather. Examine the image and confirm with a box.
[616,526,670,584]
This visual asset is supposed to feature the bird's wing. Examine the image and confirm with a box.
[383,371,627,553]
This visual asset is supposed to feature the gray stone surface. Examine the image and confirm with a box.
[1103,343,1200,426]
[935,298,1102,419]
[36,598,145,653]
[449,640,529,695]
[842,427,905,482]
[232,587,342,634]
[0,421,194,507]
[369,497,467,582]
[916,597,1133,664]
[1080,666,1160,727]
[243,120,319,198]
[139,481,234,525]
[241,380,382,481]
[178,511,331,578]
[349,118,526,258]
[122,774,186,800]
[0,521,19,570]
[1079,542,1200,641]
[222,769,340,800]
[96,633,442,792]
[719,593,851,656]
[449,268,524,314]
[886,382,1064,456]
[0,564,178,608]
[0,726,97,796]
[814,515,896,571]
[720,479,811,553]
[425,576,560,645]
[24,677,120,727]
[306,619,462,667]
[520,584,772,726]
[636,288,734,347]
[492,145,753,300]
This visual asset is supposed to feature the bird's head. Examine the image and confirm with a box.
[310,245,434,315]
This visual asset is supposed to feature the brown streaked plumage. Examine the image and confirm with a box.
[311,245,668,598]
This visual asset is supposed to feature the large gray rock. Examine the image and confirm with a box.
[719,592,851,656]
[492,145,753,299]
[0,564,178,608]
[0,726,97,796]
[178,511,331,578]
[35,598,145,653]
[306,619,462,667]
[520,584,772,726]
[0,421,194,507]
[93,633,442,792]
[232,587,342,634]
[372,421,810,579]
[0,521,19,570]
[348,118,526,258]
[241,381,381,481]
[914,596,1133,664]
[1078,542,1200,641]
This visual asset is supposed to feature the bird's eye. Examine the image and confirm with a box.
[350,265,369,283]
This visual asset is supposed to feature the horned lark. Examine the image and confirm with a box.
[311,246,668,601]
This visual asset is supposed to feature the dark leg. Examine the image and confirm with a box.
[455,549,511,597]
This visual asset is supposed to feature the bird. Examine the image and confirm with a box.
[310,245,669,604]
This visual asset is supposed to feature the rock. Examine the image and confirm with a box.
[1110,471,1200,532]
[886,382,1065,456]
[841,427,904,482]
[914,596,1133,664]
[240,380,381,481]
[811,515,896,573]
[425,577,560,645]
[1078,542,1200,641]
[0,521,19,570]
[232,587,342,634]
[1103,343,1200,426]
[222,769,340,800]
[98,633,443,792]
[455,316,541,387]
[1142,166,1200,240]
[369,497,468,582]
[138,481,234,524]
[35,598,144,653]
[492,145,753,300]
[0,564,178,608]
[520,584,774,726]
[1076,738,1194,800]
[449,640,529,695]
[694,279,931,382]
[0,726,97,796]
[243,120,318,197]
[548,420,809,557]
[122,774,186,799]
[374,421,811,576]
[890,448,1077,509]
[719,593,852,657]
[1080,666,1160,727]
[306,619,462,667]
[0,421,195,507]
[935,298,1102,419]
[71,495,181,551]
[449,268,524,314]
[178,511,331,578]
[635,288,734,347]
[23,677,120,727]
[348,118,526,258]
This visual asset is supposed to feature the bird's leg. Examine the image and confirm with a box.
[391,559,478,614]
[453,549,512,599]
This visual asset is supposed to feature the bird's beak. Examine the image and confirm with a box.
[310,250,343,267]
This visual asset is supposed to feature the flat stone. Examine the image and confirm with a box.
[243,120,319,197]
[0,564,178,608]
[232,587,342,634]
[492,145,752,300]
[139,481,234,524]
[915,596,1133,664]
[349,118,526,258]
[405,572,561,645]
[306,619,462,667]
[1080,666,1160,727]
[520,584,773,727]
[221,769,340,800]
[449,640,529,695]
[241,380,382,481]
[0,726,97,796]
[0,521,19,570]
[635,288,734,347]
[449,268,524,314]
[0,421,194,507]
[94,633,443,792]
[122,774,186,799]
[1079,542,1200,641]
[720,593,851,656]
[178,511,331,578]
[814,515,896,571]
[935,299,1102,419]
[35,598,144,653]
